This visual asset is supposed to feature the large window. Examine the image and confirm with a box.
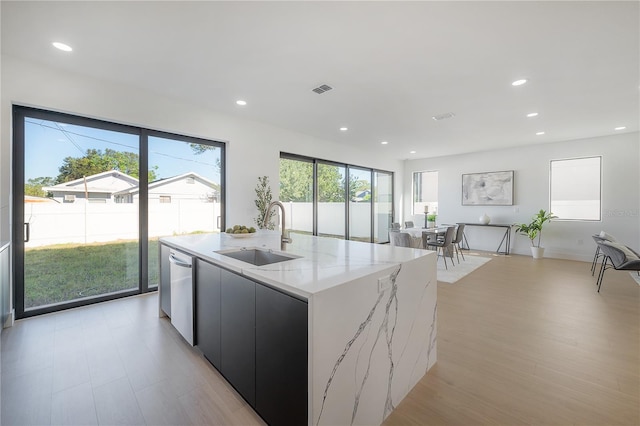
[13,106,225,318]
[147,135,223,290]
[550,156,601,221]
[279,153,393,243]
[279,157,313,235]
[373,171,394,243]
[317,162,347,239]
[348,167,372,242]
[413,171,438,216]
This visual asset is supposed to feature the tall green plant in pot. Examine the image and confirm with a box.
[254,176,276,230]
[515,209,557,258]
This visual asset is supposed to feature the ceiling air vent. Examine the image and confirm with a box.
[312,84,333,94]
[432,112,456,121]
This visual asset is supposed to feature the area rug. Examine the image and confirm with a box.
[436,253,492,284]
[630,272,640,286]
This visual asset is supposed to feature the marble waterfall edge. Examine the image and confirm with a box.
[310,254,437,426]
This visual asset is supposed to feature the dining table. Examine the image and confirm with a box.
[401,227,448,249]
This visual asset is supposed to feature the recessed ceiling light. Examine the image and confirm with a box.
[512,79,527,86]
[339,127,348,132]
[236,100,247,106]
[527,112,539,118]
[381,141,388,145]
[410,150,416,154]
[536,131,545,136]
[614,126,626,131]
[52,42,72,52]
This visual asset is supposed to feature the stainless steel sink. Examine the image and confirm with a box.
[216,248,300,266]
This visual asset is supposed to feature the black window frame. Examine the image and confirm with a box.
[279,152,394,243]
[12,105,225,318]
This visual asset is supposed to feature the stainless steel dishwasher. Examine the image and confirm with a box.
[169,249,194,345]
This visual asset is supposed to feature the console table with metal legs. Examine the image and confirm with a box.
[458,223,512,255]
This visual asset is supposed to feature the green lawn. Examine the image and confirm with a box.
[25,240,159,309]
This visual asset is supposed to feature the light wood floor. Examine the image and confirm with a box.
[1,293,265,426]
[1,254,638,425]
[384,253,640,426]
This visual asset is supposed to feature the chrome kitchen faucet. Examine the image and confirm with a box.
[263,201,292,251]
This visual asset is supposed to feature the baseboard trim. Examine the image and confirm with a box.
[3,309,15,328]
[509,247,592,263]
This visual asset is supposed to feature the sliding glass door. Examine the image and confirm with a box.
[280,153,394,243]
[147,135,223,289]
[373,171,394,243]
[317,162,346,239]
[348,167,372,242]
[13,106,225,318]
[279,157,313,236]
[18,113,140,313]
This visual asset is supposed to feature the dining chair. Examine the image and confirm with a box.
[591,232,618,276]
[595,240,640,292]
[591,235,607,276]
[388,228,400,246]
[404,221,414,229]
[421,229,440,248]
[451,223,466,263]
[389,230,413,248]
[422,226,456,269]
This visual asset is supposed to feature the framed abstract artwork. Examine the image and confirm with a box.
[462,170,514,205]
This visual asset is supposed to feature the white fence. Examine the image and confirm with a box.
[284,202,392,240]
[24,201,391,248]
[24,201,220,248]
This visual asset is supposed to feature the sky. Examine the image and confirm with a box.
[24,118,221,183]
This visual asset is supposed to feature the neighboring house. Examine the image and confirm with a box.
[114,172,220,204]
[353,189,371,202]
[42,170,139,203]
[41,171,220,205]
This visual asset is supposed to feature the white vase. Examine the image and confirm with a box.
[427,221,435,229]
[531,247,545,259]
[479,213,491,225]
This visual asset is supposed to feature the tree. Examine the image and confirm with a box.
[279,159,372,203]
[279,159,313,202]
[25,177,55,198]
[189,143,213,155]
[317,164,345,202]
[189,143,222,173]
[56,149,157,183]
[348,176,371,202]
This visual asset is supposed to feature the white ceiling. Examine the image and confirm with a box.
[2,1,639,160]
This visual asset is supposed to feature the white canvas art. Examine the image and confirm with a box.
[462,170,514,205]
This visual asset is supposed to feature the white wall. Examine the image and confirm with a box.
[0,55,404,239]
[403,132,640,261]
[0,55,404,319]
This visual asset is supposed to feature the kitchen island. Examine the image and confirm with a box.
[160,231,437,426]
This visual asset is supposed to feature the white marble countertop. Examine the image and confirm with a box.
[161,231,432,299]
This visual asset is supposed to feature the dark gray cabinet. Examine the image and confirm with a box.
[182,252,308,425]
[256,284,308,426]
[220,270,256,407]
[195,260,222,369]
[159,243,171,316]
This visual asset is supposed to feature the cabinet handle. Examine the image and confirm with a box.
[169,254,192,268]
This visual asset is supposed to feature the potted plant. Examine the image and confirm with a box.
[515,209,557,258]
[426,213,437,228]
[254,176,276,230]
